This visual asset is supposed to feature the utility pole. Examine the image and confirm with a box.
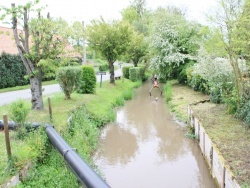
[82,21,86,64]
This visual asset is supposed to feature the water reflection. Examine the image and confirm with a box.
[94,81,216,188]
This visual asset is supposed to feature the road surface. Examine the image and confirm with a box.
[0,66,124,106]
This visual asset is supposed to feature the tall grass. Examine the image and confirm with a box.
[164,82,173,102]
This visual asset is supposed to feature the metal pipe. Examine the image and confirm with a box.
[45,125,110,188]
[0,121,110,187]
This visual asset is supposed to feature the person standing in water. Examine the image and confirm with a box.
[149,75,162,96]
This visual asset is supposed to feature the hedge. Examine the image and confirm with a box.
[122,66,133,79]
[0,53,29,89]
[77,65,96,94]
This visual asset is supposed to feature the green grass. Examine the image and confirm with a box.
[0,79,140,186]
[0,80,58,93]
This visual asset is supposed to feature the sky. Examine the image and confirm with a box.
[0,0,217,27]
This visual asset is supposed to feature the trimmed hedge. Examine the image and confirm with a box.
[129,67,141,82]
[77,65,96,94]
[99,63,109,72]
[0,53,29,89]
[122,66,133,79]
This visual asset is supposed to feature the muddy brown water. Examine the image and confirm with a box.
[94,82,216,188]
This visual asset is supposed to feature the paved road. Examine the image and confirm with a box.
[0,66,124,106]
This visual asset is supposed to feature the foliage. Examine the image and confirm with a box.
[235,98,250,127]
[1,2,72,109]
[127,31,148,67]
[69,21,85,54]
[148,7,201,80]
[129,67,141,82]
[9,100,30,139]
[192,48,248,102]
[77,65,96,94]
[164,82,173,102]
[138,64,147,81]
[114,96,125,107]
[185,126,197,139]
[122,66,133,79]
[0,53,29,89]
[209,0,248,103]
[177,60,195,84]
[9,100,30,126]
[99,63,109,71]
[87,19,133,83]
[56,66,82,99]
[123,89,133,100]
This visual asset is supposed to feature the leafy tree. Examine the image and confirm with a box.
[121,0,150,35]
[148,7,201,80]
[70,21,85,55]
[0,1,68,109]
[210,0,247,104]
[87,19,132,84]
[127,32,148,67]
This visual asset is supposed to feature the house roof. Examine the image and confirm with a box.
[0,26,20,55]
[0,26,81,58]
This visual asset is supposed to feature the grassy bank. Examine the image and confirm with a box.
[165,80,250,187]
[0,79,141,186]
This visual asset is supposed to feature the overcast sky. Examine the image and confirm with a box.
[0,0,217,26]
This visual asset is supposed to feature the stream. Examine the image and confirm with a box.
[94,81,216,188]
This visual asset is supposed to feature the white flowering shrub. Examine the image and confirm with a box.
[190,47,248,103]
[148,23,191,81]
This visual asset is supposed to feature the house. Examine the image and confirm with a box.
[0,26,19,54]
[0,26,81,58]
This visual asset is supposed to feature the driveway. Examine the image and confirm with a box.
[0,64,126,106]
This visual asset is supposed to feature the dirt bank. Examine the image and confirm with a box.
[169,81,250,186]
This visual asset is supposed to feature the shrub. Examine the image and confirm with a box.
[77,65,96,94]
[129,67,141,82]
[235,98,250,127]
[56,66,82,99]
[0,53,29,89]
[9,100,30,139]
[9,100,30,126]
[99,63,109,71]
[122,66,133,79]
[177,60,195,84]
[138,65,147,81]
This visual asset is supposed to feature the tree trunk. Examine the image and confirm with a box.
[109,61,115,84]
[30,67,44,110]
[11,3,44,110]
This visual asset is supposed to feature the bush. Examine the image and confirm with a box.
[189,74,210,94]
[9,100,30,139]
[99,63,109,72]
[138,65,147,81]
[122,66,133,79]
[56,66,82,99]
[177,61,195,84]
[0,53,29,89]
[9,100,30,126]
[129,67,141,82]
[77,65,96,94]
[235,98,250,127]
